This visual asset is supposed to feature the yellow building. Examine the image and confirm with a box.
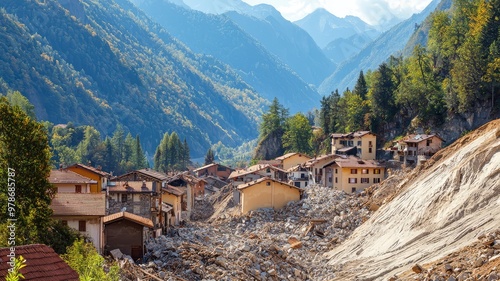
[162,185,186,226]
[331,131,377,160]
[324,156,386,193]
[238,177,303,214]
[67,163,110,193]
[275,152,312,171]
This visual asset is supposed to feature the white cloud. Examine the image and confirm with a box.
[240,0,432,25]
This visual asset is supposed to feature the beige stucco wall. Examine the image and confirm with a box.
[54,183,90,193]
[333,166,385,193]
[162,193,182,225]
[331,134,377,160]
[240,180,301,214]
[282,154,310,170]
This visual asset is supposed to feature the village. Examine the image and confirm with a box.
[35,130,445,280]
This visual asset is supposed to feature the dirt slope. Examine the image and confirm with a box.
[325,119,500,280]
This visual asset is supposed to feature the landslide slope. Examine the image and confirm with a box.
[326,119,500,280]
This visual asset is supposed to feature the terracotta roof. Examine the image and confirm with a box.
[275,152,311,161]
[403,134,444,143]
[107,181,155,193]
[193,163,217,172]
[304,154,345,167]
[228,164,286,179]
[331,131,373,138]
[103,211,154,228]
[256,159,282,167]
[116,169,168,181]
[51,193,106,216]
[162,185,186,196]
[237,177,304,192]
[0,244,79,281]
[323,156,385,169]
[49,169,97,184]
[68,163,110,177]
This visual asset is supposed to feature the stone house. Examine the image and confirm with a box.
[323,156,386,193]
[238,177,303,214]
[107,181,158,225]
[331,131,377,160]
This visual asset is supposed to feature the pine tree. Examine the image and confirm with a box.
[353,71,368,100]
[204,148,215,165]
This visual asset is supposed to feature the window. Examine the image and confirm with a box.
[121,194,128,202]
[374,178,381,183]
[78,220,86,232]
[61,220,68,226]
[350,169,358,174]
[328,177,332,183]
[369,141,373,147]
[266,168,271,173]
[294,182,300,188]
[351,187,357,193]
[300,173,305,179]
[374,169,381,174]
[427,139,432,146]
[266,181,271,186]
[335,177,338,183]
[361,178,369,183]
[361,169,369,174]
[357,141,362,146]
[335,168,338,174]
[75,185,82,193]
[348,178,357,184]
[369,147,373,153]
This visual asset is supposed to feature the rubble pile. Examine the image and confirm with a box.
[143,185,370,281]
[395,229,500,281]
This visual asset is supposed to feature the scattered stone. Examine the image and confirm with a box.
[412,264,424,274]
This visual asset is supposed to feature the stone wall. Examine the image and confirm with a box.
[108,193,153,219]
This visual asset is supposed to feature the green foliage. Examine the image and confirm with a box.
[43,219,82,255]
[62,239,119,281]
[5,91,35,119]
[0,97,55,246]
[253,98,289,160]
[6,255,26,281]
[204,148,215,165]
[283,113,313,154]
[153,131,190,172]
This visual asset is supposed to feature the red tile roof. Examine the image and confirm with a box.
[116,169,168,181]
[49,169,97,184]
[323,156,385,169]
[0,244,79,281]
[331,131,374,138]
[103,211,154,228]
[51,193,106,216]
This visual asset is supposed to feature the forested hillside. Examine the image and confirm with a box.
[318,0,500,148]
[0,0,268,157]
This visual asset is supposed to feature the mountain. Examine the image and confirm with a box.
[294,8,379,49]
[132,0,321,112]
[0,0,269,157]
[326,119,500,279]
[322,33,374,66]
[223,5,335,86]
[318,0,441,94]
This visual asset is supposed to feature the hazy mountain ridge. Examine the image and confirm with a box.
[133,0,321,112]
[294,8,380,49]
[318,0,441,94]
[0,0,268,156]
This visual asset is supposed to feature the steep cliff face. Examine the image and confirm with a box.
[326,119,500,280]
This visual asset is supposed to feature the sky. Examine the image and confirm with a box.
[240,0,433,26]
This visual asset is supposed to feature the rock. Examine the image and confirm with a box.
[158,271,166,278]
[493,240,500,249]
[444,263,453,272]
[474,257,485,267]
[268,269,276,276]
[412,264,424,274]
[109,248,123,260]
[288,237,302,249]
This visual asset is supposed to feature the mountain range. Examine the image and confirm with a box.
[0,0,448,158]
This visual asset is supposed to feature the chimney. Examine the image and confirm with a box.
[59,163,63,171]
